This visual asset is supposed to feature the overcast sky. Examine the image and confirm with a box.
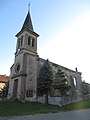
[0,0,90,83]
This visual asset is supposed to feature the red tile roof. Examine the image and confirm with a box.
[0,75,9,83]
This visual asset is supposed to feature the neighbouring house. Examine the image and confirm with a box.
[0,75,9,91]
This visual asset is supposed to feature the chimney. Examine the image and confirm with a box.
[75,67,78,72]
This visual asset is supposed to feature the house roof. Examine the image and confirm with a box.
[39,58,82,75]
[0,75,9,83]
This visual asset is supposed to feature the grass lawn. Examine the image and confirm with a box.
[0,101,60,116]
[0,99,90,116]
[61,99,90,111]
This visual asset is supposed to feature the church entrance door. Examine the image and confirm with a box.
[13,79,18,99]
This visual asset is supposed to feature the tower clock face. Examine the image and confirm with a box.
[15,63,21,73]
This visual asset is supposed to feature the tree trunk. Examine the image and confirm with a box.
[45,93,48,104]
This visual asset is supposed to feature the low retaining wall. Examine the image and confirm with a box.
[37,96,83,106]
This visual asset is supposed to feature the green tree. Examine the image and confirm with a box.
[1,82,9,100]
[37,59,53,104]
[53,68,71,97]
[80,81,90,99]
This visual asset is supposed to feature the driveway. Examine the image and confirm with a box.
[0,109,90,120]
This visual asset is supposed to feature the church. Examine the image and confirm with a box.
[8,9,82,105]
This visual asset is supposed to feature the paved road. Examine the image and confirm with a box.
[0,109,90,120]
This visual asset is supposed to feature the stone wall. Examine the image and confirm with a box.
[38,96,62,106]
[25,53,38,101]
[37,58,82,104]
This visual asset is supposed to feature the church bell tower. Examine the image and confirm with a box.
[15,11,39,55]
[8,8,39,101]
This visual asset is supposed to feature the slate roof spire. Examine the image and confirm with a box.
[22,6,34,31]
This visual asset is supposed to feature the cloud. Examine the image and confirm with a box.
[38,11,90,83]
[1,11,90,82]
[0,65,10,76]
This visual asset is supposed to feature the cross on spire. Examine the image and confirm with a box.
[21,1,34,31]
[28,1,30,12]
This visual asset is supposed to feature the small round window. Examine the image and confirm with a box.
[15,63,21,73]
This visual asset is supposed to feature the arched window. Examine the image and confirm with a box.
[18,39,20,48]
[28,36,31,45]
[21,36,23,46]
[32,38,35,47]
[74,77,77,86]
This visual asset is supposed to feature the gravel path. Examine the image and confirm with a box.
[0,109,90,120]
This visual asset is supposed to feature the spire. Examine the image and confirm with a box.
[16,3,39,37]
[22,6,34,31]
